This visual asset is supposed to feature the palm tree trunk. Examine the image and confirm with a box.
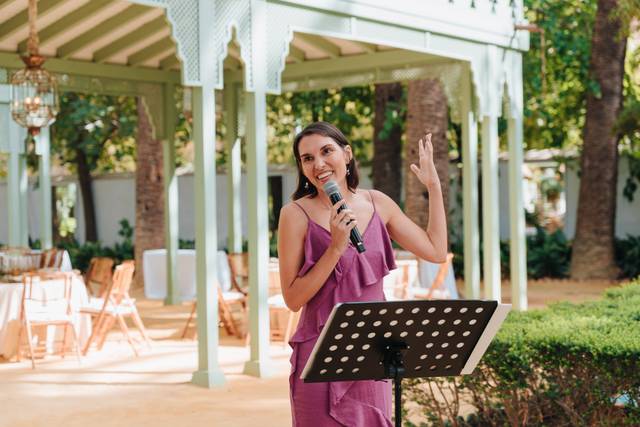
[75,141,97,242]
[372,83,403,204]
[570,0,626,280]
[134,97,165,287]
[405,79,449,243]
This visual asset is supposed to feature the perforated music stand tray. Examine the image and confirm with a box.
[301,299,511,427]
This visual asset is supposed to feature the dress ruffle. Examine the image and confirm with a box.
[290,211,396,426]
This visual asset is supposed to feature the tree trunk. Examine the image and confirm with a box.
[570,0,626,280]
[405,79,450,244]
[134,97,165,287]
[372,82,403,204]
[75,142,98,242]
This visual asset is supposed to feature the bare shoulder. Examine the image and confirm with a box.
[364,189,401,223]
[279,201,309,232]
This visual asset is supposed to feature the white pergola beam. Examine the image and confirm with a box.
[162,82,179,305]
[37,127,53,250]
[461,66,480,299]
[190,0,224,389]
[224,82,243,254]
[481,115,501,300]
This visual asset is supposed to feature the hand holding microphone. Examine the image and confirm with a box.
[323,180,366,254]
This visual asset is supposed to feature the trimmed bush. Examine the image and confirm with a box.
[404,282,640,426]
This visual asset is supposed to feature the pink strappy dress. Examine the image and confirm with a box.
[289,192,396,427]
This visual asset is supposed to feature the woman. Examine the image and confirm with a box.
[278,122,447,426]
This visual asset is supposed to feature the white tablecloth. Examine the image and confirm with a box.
[143,249,233,301]
[0,274,91,358]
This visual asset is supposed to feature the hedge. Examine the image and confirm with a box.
[404,281,640,426]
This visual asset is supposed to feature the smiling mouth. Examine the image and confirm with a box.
[316,172,332,183]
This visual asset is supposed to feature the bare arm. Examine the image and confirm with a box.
[382,134,448,262]
[277,200,357,312]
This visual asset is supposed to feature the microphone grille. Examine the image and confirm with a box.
[322,180,339,195]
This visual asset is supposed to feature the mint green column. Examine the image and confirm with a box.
[481,115,501,301]
[224,82,242,254]
[7,149,22,247]
[37,127,53,250]
[191,0,225,388]
[508,114,527,310]
[162,82,179,305]
[460,67,480,299]
[7,116,28,247]
[243,0,273,378]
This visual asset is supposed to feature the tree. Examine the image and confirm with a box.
[134,97,165,286]
[51,93,137,242]
[372,83,404,204]
[405,79,449,240]
[569,0,631,279]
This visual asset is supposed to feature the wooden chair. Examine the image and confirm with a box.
[227,252,249,294]
[411,253,455,299]
[182,252,248,339]
[39,248,63,269]
[80,261,151,356]
[16,272,82,369]
[84,257,114,297]
[181,283,247,340]
[267,265,299,347]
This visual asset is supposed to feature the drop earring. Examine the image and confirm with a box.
[304,180,309,189]
[346,165,350,176]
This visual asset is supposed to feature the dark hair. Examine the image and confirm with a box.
[292,122,360,200]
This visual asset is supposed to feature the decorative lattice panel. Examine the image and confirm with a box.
[214,0,253,90]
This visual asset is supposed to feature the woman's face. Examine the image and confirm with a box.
[298,133,352,190]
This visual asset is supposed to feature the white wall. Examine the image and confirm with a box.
[1,160,638,247]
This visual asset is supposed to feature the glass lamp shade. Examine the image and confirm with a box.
[10,55,59,135]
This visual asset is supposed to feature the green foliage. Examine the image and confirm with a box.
[57,218,134,273]
[51,92,138,174]
[266,86,374,165]
[523,0,597,150]
[404,282,640,426]
[526,228,572,278]
[615,234,640,278]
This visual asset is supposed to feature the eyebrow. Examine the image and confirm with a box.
[299,143,335,158]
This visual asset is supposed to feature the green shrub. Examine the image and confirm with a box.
[57,219,134,272]
[525,227,571,278]
[404,282,640,426]
[615,235,640,279]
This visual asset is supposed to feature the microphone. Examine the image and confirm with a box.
[322,180,366,253]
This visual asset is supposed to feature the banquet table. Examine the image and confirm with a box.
[143,249,233,300]
[0,274,91,359]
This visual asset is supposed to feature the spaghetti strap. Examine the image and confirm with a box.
[368,190,376,212]
[292,201,311,219]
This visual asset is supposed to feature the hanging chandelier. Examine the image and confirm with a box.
[10,0,59,138]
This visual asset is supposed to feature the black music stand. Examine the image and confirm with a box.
[301,299,511,427]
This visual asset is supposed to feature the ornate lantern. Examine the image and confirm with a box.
[10,0,59,138]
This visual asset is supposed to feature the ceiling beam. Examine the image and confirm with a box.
[127,37,174,66]
[17,0,113,54]
[0,51,180,83]
[56,4,149,59]
[227,44,242,61]
[159,53,179,70]
[0,0,67,43]
[93,15,167,63]
[295,33,341,58]
[352,41,378,53]
[282,49,438,80]
[287,44,305,62]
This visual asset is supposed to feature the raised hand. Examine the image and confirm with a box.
[409,133,441,189]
